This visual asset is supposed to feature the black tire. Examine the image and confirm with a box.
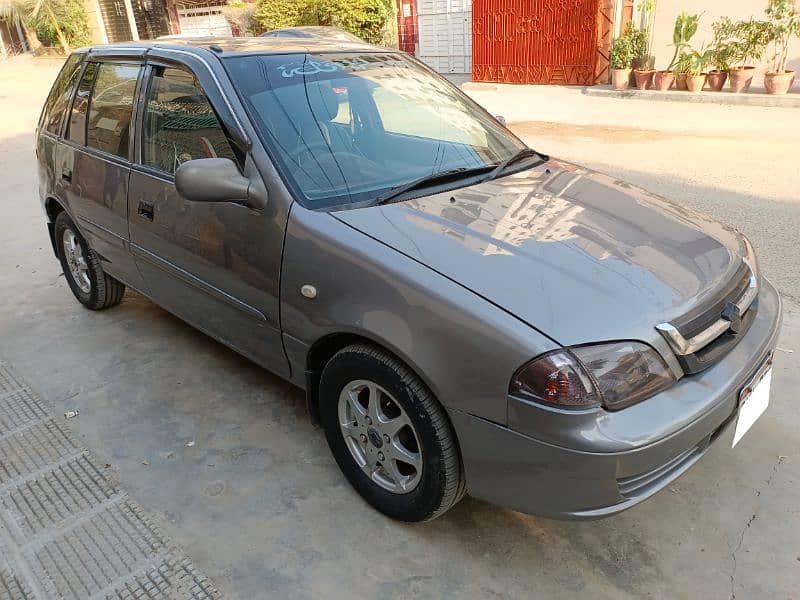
[54,211,125,310]
[320,344,465,521]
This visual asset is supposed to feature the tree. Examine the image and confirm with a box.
[254,0,313,32]
[26,0,69,52]
[1,0,89,54]
[253,0,392,45]
[223,0,258,36]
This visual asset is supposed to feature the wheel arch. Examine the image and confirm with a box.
[44,196,67,257]
[304,330,441,426]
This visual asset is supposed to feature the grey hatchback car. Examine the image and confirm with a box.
[37,37,781,522]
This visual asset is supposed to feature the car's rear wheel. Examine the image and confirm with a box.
[320,343,465,521]
[54,211,125,310]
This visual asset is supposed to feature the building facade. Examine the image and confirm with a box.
[82,0,231,44]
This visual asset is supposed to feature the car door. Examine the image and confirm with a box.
[128,59,288,376]
[58,54,147,290]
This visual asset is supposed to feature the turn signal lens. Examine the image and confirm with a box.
[510,342,676,411]
[510,350,600,409]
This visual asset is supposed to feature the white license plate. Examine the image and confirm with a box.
[732,367,772,447]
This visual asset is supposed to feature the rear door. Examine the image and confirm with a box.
[59,54,147,290]
[127,57,288,375]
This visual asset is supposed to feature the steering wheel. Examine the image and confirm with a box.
[287,140,334,164]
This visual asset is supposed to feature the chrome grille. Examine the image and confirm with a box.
[656,261,758,373]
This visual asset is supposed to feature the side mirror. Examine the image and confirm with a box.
[495,115,508,127]
[175,158,267,210]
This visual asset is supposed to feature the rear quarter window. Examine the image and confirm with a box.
[39,53,84,135]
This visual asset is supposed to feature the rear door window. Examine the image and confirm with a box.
[40,53,84,135]
[141,66,236,176]
[86,63,142,159]
[66,62,99,146]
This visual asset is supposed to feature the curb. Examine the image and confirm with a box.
[582,85,800,108]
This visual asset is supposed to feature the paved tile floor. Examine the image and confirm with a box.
[0,361,219,599]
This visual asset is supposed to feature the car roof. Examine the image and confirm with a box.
[83,36,386,57]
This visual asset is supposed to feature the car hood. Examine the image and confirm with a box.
[333,160,745,347]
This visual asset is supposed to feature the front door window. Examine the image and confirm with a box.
[141,67,236,176]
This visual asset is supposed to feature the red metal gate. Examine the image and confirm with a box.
[472,0,603,85]
[396,0,418,54]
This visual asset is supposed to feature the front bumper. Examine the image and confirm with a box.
[449,278,782,520]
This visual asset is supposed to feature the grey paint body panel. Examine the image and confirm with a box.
[453,279,781,518]
[333,161,745,352]
[35,38,784,520]
[280,204,558,424]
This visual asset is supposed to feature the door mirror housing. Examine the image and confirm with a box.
[175,158,267,209]
[495,115,508,127]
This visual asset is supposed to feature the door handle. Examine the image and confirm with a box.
[61,169,72,183]
[137,201,154,221]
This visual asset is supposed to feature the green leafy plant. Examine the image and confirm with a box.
[764,0,800,73]
[254,0,391,44]
[313,0,390,44]
[254,0,311,31]
[624,22,648,68]
[223,0,259,36]
[610,32,633,69]
[729,18,772,67]
[637,0,657,66]
[666,11,701,71]
[685,47,714,76]
[673,51,693,75]
[709,17,736,71]
[9,0,90,53]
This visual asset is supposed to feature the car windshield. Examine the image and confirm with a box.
[225,52,526,209]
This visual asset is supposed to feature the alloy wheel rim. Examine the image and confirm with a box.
[338,379,423,494]
[63,228,91,293]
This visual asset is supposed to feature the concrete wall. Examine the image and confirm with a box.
[645,0,800,80]
[83,0,109,44]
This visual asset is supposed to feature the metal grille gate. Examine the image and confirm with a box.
[472,0,603,85]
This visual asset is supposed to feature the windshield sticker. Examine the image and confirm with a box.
[278,59,340,78]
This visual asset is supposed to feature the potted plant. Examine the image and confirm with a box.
[708,17,736,91]
[728,18,771,92]
[653,69,675,91]
[685,48,712,92]
[673,51,693,90]
[764,0,800,94]
[632,1,658,89]
[662,12,700,91]
[626,23,653,89]
[610,33,633,90]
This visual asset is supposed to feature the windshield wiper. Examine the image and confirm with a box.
[374,165,497,206]
[483,148,548,183]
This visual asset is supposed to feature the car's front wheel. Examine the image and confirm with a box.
[320,344,465,521]
[54,211,125,310]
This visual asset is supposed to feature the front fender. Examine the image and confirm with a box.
[280,204,558,425]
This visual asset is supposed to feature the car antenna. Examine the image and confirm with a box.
[209,44,223,53]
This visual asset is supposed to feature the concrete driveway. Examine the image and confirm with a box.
[1,56,799,599]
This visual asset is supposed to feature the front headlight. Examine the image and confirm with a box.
[510,342,676,411]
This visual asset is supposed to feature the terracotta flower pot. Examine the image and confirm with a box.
[764,71,796,95]
[653,71,675,91]
[611,68,632,91]
[686,74,707,92]
[729,67,756,93]
[706,70,728,92]
[633,69,656,90]
[675,73,688,91]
